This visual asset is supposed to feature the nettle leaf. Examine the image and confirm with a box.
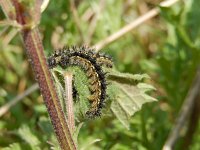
[37,117,60,149]
[38,116,54,135]
[51,69,66,113]
[107,71,157,129]
[2,143,21,150]
[80,138,101,150]
[2,143,33,150]
[17,125,41,149]
[108,70,150,83]
[72,123,84,146]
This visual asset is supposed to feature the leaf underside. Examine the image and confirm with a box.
[108,71,157,129]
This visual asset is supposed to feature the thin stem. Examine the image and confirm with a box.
[181,94,200,150]
[69,0,84,42]
[0,0,16,19]
[64,72,75,132]
[86,0,105,45]
[162,68,200,150]
[0,83,39,118]
[3,27,19,45]
[93,0,180,52]
[0,20,22,28]
[81,8,94,22]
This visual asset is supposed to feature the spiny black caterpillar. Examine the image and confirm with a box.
[47,46,113,118]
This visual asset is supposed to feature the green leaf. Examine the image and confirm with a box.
[137,83,156,93]
[51,69,66,113]
[108,71,157,129]
[2,143,21,150]
[80,138,102,150]
[72,122,84,146]
[2,143,32,150]
[108,70,150,84]
[17,125,41,148]
[38,116,53,134]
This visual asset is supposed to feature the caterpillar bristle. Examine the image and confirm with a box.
[47,46,113,118]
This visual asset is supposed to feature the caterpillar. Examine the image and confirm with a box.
[47,46,113,118]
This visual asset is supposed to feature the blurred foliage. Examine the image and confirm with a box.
[0,0,200,149]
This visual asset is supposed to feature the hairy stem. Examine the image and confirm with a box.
[64,72,75,132]
[0,1,77,149]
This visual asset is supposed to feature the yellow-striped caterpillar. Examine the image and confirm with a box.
[47,46,113,118]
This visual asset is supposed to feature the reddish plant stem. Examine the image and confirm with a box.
[23,28,76,150]
[0,1,77,149]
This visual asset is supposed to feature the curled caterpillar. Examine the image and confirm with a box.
[47,46,113,118]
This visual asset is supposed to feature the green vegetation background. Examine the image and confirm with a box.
[0,0,200,149]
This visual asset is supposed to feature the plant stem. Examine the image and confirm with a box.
[23,27,76,150]
[0,1,77,149]
[163,68,200,150]
[64,72,75,132]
